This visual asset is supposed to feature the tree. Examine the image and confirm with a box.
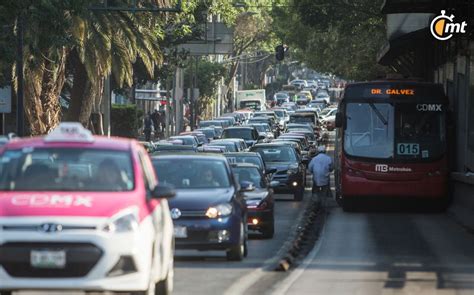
[223,4,277,111]
[272,0,388,80]
[65,9,165,129]
[184,58,226,119]
[0,0,92,135]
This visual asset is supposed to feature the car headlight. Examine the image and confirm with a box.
[103,208,139,233]
[287,164,299,175]
[206,203,233,218]
[287,168,298,175]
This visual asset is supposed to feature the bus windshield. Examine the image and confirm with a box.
[344,102,445,160]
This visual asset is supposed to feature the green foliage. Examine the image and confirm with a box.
[272,0,389,80]
[184,58,226,116]
[111,104,144,138]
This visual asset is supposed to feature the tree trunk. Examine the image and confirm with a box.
[225,60,240,112]
[66,49,87,124]
[67,49,104,130]
[24,47,67,135]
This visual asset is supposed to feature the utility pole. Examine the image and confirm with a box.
[189,57,194,131]
[171,69,177,135]
[165,76,171,138]
[190,56,199,131]
[16,13,24,136]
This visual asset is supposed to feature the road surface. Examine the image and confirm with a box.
[272,198,474,295]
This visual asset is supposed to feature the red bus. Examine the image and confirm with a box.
[334,80,449,211]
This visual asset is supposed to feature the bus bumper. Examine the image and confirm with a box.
[341,174,448,198]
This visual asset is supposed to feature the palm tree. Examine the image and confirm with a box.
[66,4,166,130]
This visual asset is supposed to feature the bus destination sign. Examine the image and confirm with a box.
[370,88,415,96]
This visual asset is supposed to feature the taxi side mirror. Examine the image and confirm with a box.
[151,185,176,199]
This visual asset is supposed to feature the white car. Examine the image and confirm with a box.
[0,123,175,295]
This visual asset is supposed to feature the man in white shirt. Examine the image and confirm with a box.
[308,145,333,199]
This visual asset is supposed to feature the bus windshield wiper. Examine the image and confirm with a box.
[369,103,388,125]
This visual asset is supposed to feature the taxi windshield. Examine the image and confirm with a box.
[0,148,134,191]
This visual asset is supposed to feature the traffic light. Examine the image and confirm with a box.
[275,45,285,61]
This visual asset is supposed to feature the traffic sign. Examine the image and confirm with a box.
[0,86,12,113]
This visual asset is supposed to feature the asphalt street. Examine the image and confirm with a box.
[271,198,474,295]
[172,189,311,295]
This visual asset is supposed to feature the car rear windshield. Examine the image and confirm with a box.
[199,121,222,128]
[0,148,134,191]
[273,110,285,117]
[197,129,215,139]
[152,158,231,189]
[209,142,237,152]
[251,146,297,162]
[222,129,254,140]
[170,137,194,146]
[252,124,271,132]
[226,155,263,169]
[290,115,314,124]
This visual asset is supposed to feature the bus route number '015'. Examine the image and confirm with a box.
[397,143,419,155]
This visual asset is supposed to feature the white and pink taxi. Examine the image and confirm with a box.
[0,123,175,295]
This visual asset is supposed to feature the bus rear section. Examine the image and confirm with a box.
[334,80,449,211]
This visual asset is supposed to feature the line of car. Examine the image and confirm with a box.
[143,103,335,264]
[0,100,335,294]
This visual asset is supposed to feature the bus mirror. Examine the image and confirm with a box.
[335,112,343,128]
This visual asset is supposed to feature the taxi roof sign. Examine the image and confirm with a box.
[45,122,94,143]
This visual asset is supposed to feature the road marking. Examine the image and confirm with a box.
[223,268,266,295]
[223,191,312,295]
[271,214,328,295]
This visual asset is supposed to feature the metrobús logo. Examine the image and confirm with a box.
[375,164,412,173]
[430,10,468,41]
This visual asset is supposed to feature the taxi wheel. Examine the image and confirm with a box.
[155,275,171,295]
[226,222,245,261]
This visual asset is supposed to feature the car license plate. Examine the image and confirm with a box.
[30,250,66,269]
[174,226,187,238]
